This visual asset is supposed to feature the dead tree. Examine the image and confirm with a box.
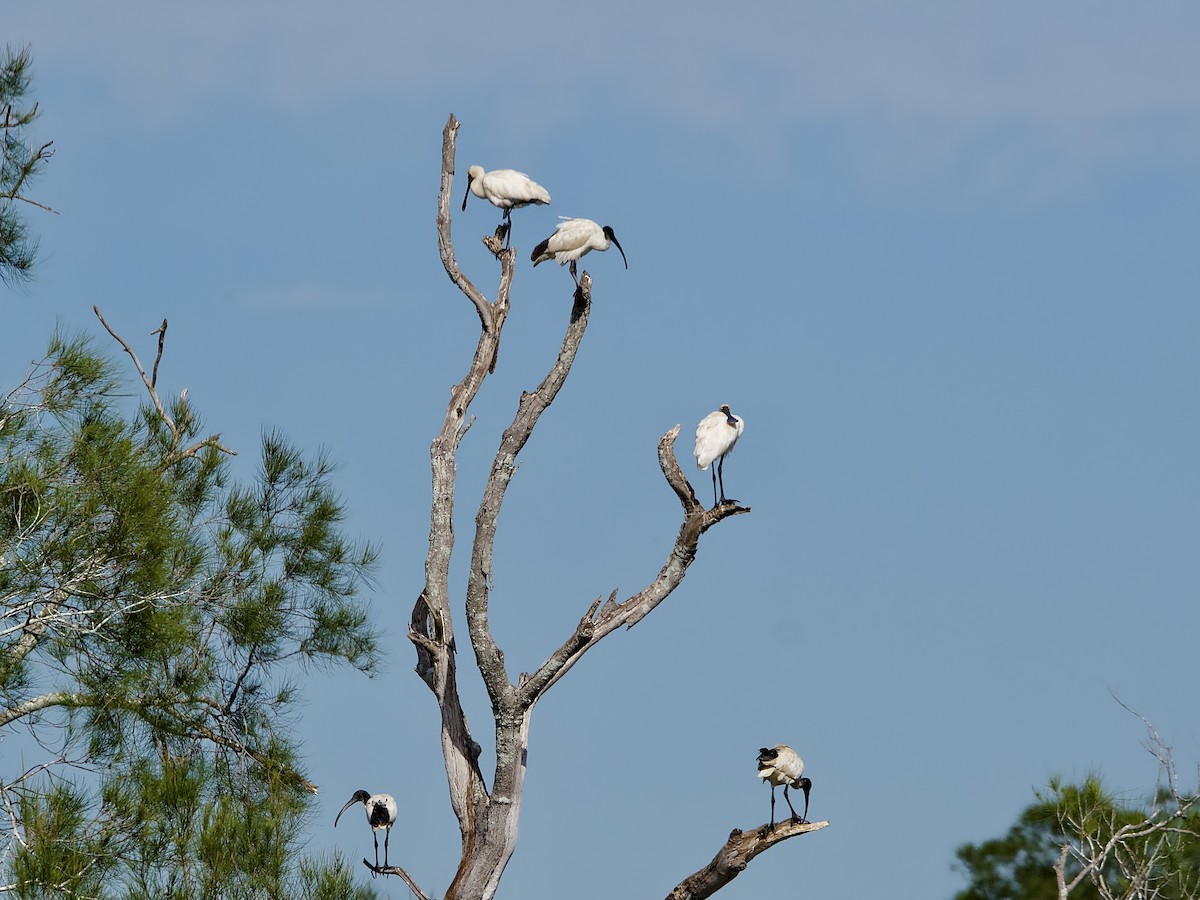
[1052,704,1200,900]
[379,114,823,900]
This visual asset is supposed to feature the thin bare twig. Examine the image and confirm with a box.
[92,305,236,460]
[9,194,58,215]
[93,305,172,430]
[1053,705,1200,899]
[149,319,167,391]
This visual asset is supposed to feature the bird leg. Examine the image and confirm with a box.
[569,259,579,284]
[384,827,390,868]
[373,831,380,870]
[710,467,719,508]
[783,784,802,823]
[500,211,513,248]
[768,785,777,831]
[716,456,738,506]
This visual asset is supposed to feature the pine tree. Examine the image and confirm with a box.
[2,324,381,898]
[0,45,55,285]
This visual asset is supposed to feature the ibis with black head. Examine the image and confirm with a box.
[531,217,627,284]
[756,745,811,830]
[335,789,398,870]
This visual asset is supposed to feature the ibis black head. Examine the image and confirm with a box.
[602,225,628,269]
[757,747,776,765]
[334,789,371,827]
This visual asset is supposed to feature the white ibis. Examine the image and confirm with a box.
[531,217,627,283]
[757,745,811,829]
[335,790,398,869]
[694,405,744,507]
[461,166,551,245]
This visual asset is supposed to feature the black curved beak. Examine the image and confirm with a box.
[334,796,358,827]
[461,180,472,212]
[607,228,628,269]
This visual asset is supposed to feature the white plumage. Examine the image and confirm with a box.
[462,166,550,245]
[757,745,811,829]
[531,217,627,283]
[694,404,744,507]
[335,790,399,870]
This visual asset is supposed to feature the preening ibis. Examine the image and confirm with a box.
[461,166,551,245]
[694,405,744,507]
[531,217,627,283]
[335,790,398,869]
[757,745,811,829]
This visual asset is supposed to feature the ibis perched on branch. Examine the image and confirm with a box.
[335,790,398,870]
[531,217,627,283]
[757,745,811,829]
[694,405,744,507]
[462,165,551,246]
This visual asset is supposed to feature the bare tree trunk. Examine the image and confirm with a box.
[401,113,777,900]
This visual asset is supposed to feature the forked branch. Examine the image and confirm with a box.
[92,305,235,461]
[412,113,797,900]
[467,280,593,711]
[519,426,750,706]
[417,111,517,843]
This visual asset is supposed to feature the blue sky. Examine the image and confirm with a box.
[5,3,1200,897]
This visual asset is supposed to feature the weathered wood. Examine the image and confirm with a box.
[367,860,433,900]
[407,113,784,900]
[666,820,830,900]
[519,428,750,703]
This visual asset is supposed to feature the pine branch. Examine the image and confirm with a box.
[0,691,81,728]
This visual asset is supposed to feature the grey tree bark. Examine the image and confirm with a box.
[667,820,829,900]
[377,114,823,900]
